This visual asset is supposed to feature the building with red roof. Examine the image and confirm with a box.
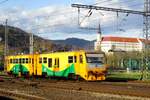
[95,35,150,52]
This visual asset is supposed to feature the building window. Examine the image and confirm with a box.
[68,56,73,63]
[43,57,47,63]
[111,45,116,50]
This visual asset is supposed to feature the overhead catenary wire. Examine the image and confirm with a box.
[28,15,143,33]
[93,0,113,5]
[93,0,143,12]
[94,1,143,11]
[96,0,139,6]
[73,0,143,31]
[72,1,144,35]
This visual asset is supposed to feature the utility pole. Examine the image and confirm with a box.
[29,32,33,54]
[4,19,8,72]
[142,0,150,80]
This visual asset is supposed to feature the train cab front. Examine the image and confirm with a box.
[86,52,107,81]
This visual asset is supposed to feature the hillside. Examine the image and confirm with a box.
[0,25,72,54]
[0,25,95,55]
[52,38,95,50]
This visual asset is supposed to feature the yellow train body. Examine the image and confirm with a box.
[6,51,107,81]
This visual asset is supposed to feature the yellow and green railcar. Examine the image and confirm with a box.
[6,54,34,76]
[6,51,108,81]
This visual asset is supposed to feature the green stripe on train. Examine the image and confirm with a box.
[42,64,75,77]
[10,64,29,75]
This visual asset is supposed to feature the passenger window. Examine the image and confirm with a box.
[22,58,25,63]
[57,59,59,68]
[26,58,28,63]
[54,58,59,68]
[74,56,77,63]
[48,58,52,68]
[39,58,42,63]
[68,56,73,63]
[13,59,15,63]
[55,59,57,65]
[13,59,15,64]
[19,58,21,63]
[10,59,12,64]
[16,59,18,63]
[80,55,83,63]
[43,57,47,63]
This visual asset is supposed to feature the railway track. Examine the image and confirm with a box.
[0,89,46,100]
[35,80,150,98]
[0,74,150,99]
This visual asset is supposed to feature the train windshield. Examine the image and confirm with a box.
[86,53,104,68]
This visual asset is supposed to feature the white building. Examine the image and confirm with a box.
[95,35,150,52]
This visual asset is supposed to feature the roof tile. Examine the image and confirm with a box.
[102,36,138,43]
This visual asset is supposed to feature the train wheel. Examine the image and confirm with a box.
[68,73,79,80]
[42,72,48,78]
[24,72,30,79]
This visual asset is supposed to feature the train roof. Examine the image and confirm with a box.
[6,50,105,57]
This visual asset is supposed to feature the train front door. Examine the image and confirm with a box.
[54,58,59,76]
